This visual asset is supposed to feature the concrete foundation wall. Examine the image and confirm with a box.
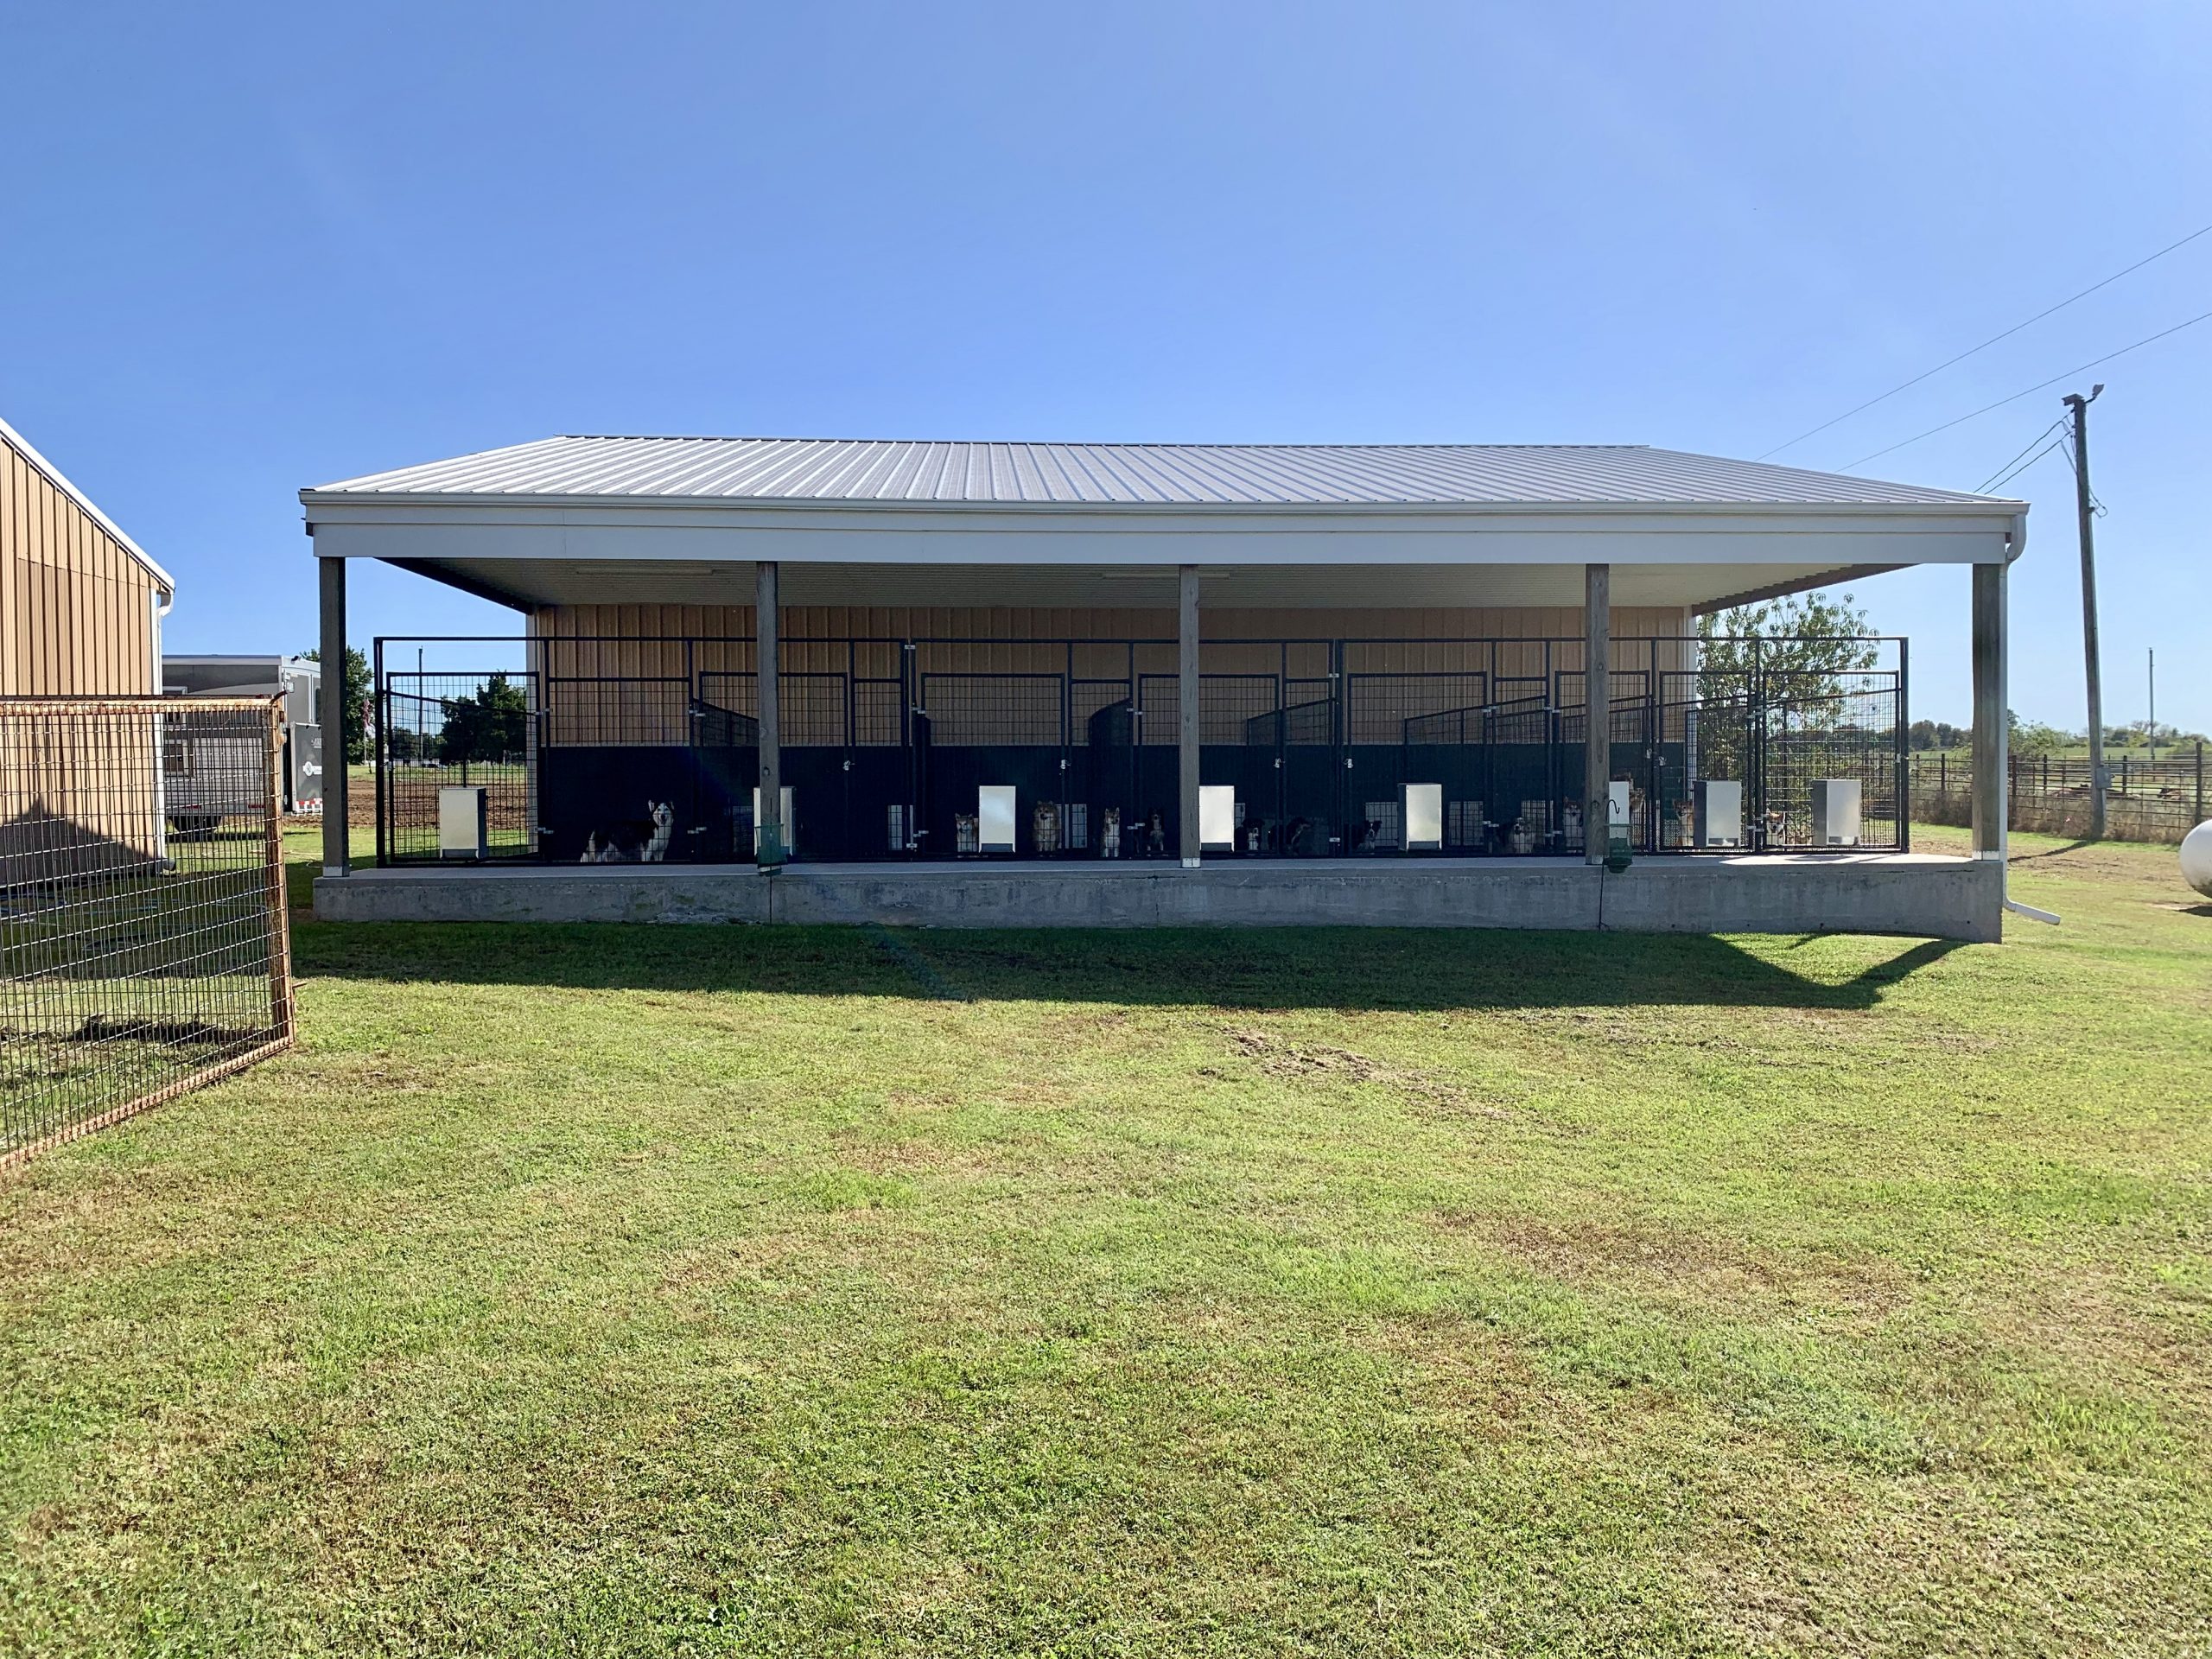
[316,855,2003,942]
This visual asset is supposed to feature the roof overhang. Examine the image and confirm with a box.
[304,494,2024,617]
[371,555,1912,615]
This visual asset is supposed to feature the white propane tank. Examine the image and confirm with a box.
[2181,820,2212,899]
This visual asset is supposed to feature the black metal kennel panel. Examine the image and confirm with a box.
[1272,674,1342,856]
[914,671,1080,856]
[1343,672,1488,853]
[695,668,895,862]
[1656,670,1755,853]
[1071,677,1141,858]
[1478,694,1570,854]
[1128,656,1349,859]
[1761,674,1904,851]
[377,671,542,866]
[375,632,1906,865]
[524,661,905,865]
[1201,673,1285,855]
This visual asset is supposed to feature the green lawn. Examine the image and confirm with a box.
[4,831,2209,1656]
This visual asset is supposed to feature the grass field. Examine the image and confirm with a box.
[4,829,2209,1655]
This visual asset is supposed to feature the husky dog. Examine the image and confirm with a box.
[581,801,676,863]
[1100,806,1121,857]
[1144,811,1166,857]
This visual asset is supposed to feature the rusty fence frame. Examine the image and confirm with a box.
[1,695,295,1169]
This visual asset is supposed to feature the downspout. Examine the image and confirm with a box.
[1999,512,2059,926]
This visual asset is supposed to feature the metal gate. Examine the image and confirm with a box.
[378,670,541,864]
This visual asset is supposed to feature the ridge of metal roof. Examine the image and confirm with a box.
[304,435,2023,512]
[0,413,175,594]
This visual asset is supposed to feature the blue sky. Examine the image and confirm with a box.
[3,1,2206,732]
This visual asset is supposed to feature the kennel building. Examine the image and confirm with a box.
[304,438,2025,941]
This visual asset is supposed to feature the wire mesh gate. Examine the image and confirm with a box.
[2,696,294,1165]
[373,635,1906,864]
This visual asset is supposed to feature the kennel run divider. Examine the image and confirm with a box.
[1,696,295,1166]
[372,634,1907,864]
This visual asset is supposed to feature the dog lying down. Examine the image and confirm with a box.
[581,801,675,863]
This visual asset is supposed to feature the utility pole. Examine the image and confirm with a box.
[2147,647,2156,763]
[2063,385,2106,839]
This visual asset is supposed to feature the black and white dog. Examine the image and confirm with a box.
[581,801,675,863]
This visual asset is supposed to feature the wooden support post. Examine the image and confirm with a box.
[1179,565,1200,868]
[1584,563,1610,865]
[756,560,782,866]
[317,550,348,878]
[1972,561,2008,864]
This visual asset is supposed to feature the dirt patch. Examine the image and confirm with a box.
[1224,1027,1511,1120]
[1467,1214,1910,1318]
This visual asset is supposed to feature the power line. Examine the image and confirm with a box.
[1973,416,2065,493]
[1978,437,2064,497]
[1842,304,2212,469]
[1759,219,2212,460]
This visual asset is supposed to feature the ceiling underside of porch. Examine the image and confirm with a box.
[387,557,1901,616]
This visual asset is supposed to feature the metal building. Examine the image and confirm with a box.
[164,654,323,810]
[302,436,2024,940]
[2,414,172,696]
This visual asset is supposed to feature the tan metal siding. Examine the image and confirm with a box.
[526,602,1698,753]
[534,602,1692,677]
[0,435,161,696]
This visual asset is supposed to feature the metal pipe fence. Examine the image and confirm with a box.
[374,634,1907,864]
[1911,745,2208,844]
[1,696,294,1165]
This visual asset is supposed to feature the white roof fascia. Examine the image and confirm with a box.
[1,413,175,594]
[303,499,2018,569]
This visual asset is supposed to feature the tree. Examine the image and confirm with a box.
[1696,590,1878,711]
[2007,711,2070,759]
[437,674,530,764]
[302,645,371,765]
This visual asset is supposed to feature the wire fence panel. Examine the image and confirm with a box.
[1761,676,1904,850]
[1910,747,2209,844]
[1,697,293,1165]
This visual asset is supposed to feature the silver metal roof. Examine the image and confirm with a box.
[308,436,2012,510]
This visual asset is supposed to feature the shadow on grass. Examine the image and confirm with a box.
[2012,839,2101,861]
[291,919,1964,1013]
